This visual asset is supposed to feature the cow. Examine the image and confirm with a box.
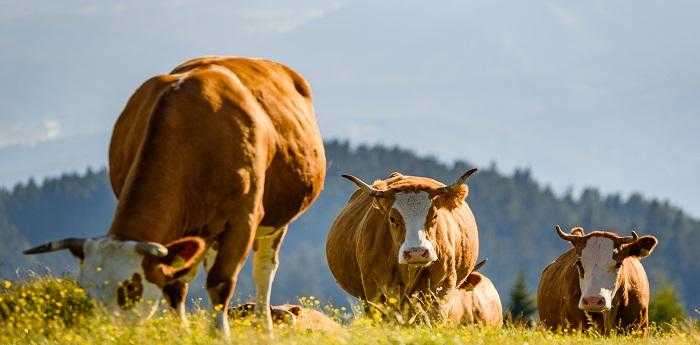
[22,56,326,338]
[325,170,480,311]
[441,269,503,327]
[537,225,658,335]
[230,303,342,332]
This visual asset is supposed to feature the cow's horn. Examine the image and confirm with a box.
[612,231,639,245]
[135,242,169,257]
[341,174,388,198]
[23,238,86,255]
[554,225,581,242]
[473,259,487,271]
[442,168,478,192]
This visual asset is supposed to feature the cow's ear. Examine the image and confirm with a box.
[229,303,256,318]
[144,237,206,285]
[622,236,658,259]
[458,273,482,291]
[281,304,302,316]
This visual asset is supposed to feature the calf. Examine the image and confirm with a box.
[442,270,503,327]
[230,303,341,332]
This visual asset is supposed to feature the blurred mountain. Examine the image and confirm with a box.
[0,140,698,310]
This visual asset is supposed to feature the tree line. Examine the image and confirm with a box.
[0,140,697,317]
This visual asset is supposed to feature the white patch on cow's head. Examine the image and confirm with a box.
[78,237,161,320]
[577,237,620,311]
[394,191,438,265]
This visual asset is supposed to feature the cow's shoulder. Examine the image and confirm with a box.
[539,248,580,303]
[620,257,650,305]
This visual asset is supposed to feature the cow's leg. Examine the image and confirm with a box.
[163,281,189,326]
[206,210,260,339]
[252,225,287,335]
[602,311,613,335]
[617,304,648,335]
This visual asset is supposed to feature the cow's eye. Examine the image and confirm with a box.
[389,215,398,225]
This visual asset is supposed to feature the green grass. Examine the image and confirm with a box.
[1,278,698,345]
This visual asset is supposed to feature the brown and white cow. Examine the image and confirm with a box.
[23,56,326,337]
[325,170,480,307]
[230,303,342,333]
[537,225,658,334]
[441,270,503,327]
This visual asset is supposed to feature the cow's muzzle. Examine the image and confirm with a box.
[400,247,437,265]
[579,295,609,312]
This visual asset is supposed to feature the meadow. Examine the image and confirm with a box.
[1,277,697,345]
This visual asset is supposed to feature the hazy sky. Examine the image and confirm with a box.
[1,0,699,217]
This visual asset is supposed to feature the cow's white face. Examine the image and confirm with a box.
[24,236,205,320]
[392,191,439,265]
[78,238,162,320]
[341,170,475,267]
[577,237,619,311]
[560,230,659,313]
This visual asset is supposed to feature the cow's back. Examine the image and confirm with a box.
[109,56,325,231]
[443,273,503,326]
[109,74,178,197]
[171,57,325,228]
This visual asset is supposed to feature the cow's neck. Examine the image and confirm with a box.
[108,164,187,244]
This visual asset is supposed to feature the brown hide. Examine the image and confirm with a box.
[108,56,325,244]
[442,272,503,327]
[537,247,651,334]
[325,173,478,302]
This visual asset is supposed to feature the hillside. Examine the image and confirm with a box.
[0,140,698,310]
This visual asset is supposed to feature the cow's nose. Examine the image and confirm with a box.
[401,247,433,264]
[581,295,606,311]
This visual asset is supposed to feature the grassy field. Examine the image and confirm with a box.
[1,278,698,345]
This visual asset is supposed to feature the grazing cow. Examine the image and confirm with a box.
[441,270,503,327]
[325,170,479,306]
[230,303,342,332]
[537,225,658,334]
[23,56,326,337]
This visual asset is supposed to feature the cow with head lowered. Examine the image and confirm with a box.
[537,225,658,334]
[23,56,326,338]
[325,170,480,309]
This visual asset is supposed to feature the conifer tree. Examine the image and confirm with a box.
[508,271,536,323]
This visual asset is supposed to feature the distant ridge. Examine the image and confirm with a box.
[1,140,698,309]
